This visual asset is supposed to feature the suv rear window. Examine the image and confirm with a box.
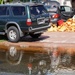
[30,5,47,16]
[11,6,25,16]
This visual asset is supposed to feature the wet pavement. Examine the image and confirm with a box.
[0,32,75,75]
[0,50,75,75]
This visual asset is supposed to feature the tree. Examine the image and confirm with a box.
[0,0,4,4]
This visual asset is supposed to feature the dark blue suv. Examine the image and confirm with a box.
[0,2,50,42]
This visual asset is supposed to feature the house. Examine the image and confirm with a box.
[56,0,71,7]
[38,0,75,8]
[56,0,75,8]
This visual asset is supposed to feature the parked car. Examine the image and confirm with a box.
[41,1,61,25]
[39,0,75,25]
[0,2,50,42]
[60,6,75,21]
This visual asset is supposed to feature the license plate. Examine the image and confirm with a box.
[37,17,45,24]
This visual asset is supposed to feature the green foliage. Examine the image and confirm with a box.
[0,40,5,42]
[21,0,35,2]
[0,0,36,4]
[0,0,4,4]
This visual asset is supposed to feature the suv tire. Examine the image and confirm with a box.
[7,26,20,42]
[30,33,41,38]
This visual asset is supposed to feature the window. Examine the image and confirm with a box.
[11,6,25,16]
[44,2,59,12]
[0,6,8,15]
[30,5,47,16]
[65,7,71,12]
[60,6,71,12]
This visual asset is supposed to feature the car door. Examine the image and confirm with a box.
[0,6,9,32]
[60,6,74,21]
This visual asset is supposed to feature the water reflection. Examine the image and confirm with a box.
[0,45,75,75]
[6,46,23,65]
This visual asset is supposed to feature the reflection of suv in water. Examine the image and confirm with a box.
[0,2,50,42]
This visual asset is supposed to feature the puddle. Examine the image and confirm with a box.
[0,43,75,75]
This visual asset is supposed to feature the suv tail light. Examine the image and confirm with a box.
[26,19,32,26]
[52,14,59,18]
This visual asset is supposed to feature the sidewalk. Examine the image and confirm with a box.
[41,32,75,44]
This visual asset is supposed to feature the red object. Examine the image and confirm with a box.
[57,19,64,26]
[26,19,32,26]
[52,50,59,57]
[52,14,59,18]
[28,63,32,68]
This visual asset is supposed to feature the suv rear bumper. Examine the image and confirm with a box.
[29,24,51,34]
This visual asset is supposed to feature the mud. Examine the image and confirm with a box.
[0,42,75,55]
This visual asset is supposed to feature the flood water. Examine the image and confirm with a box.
[0,44,75,75]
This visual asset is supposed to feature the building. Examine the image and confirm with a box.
[56,0,75,8]
[39,0,75,8]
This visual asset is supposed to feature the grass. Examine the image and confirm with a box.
[0,40,5,42]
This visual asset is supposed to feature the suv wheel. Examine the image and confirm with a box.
[30,33,41,38]
[7,26,20,42]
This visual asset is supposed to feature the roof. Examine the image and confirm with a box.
[0,2,43,6]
